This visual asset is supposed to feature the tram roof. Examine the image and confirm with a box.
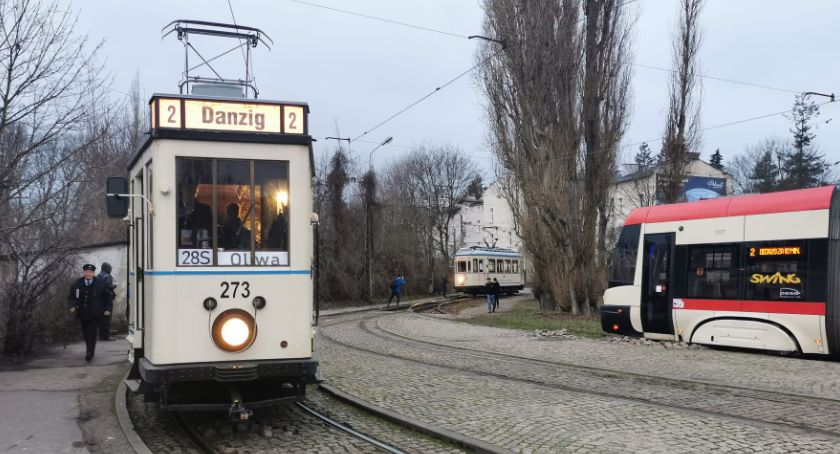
[625,185,837,225]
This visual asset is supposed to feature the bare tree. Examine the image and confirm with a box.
[0,0,117,353]
[479,0,632,313]
[659,0,704,203]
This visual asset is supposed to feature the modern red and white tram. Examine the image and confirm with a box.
[601,185,840,354]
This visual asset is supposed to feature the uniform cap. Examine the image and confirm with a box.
[83,264,96,271]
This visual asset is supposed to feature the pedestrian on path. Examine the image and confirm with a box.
[440,277,448,297]
[97,262,117,341]
[485,278,494,313]
[387,274,406,307]
[68,264,111,362]
[492,278,501,311]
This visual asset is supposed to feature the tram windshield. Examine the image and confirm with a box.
[177,158,290,266]
[609,224,640,288]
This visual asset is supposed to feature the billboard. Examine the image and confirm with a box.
[683,176,727,202]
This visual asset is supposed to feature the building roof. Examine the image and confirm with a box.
[625,186,836,225]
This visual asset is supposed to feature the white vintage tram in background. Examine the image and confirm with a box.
[106,21,319,417]
[601,186,840,355]
[452,247,526,295]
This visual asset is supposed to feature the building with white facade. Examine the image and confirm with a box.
[453,154,732,256]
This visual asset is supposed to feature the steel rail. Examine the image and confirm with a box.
[296,402,408,454]
[171,412,220,454]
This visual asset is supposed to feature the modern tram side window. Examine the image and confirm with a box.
[746,241,807,301]
[608,224,640,288]
[686,244,739,299]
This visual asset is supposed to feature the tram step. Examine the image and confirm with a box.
[124,379,141,393]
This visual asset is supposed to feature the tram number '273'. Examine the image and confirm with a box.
[220,281,250,299]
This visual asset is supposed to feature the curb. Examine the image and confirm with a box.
[319,383,513,454]
[115,372,153,454]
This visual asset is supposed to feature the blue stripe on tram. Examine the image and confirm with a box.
[145,270,311,276]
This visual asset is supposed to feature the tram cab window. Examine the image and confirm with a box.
[488,259,496,273]
[457,261,467,272]
[746,241,807,301]
[472,259,478,273]
[609,224,640,288]
[177,159,213,252]
[478,259,484,273]
[216,160,253,259]
[176,158,290,267]
[686,244,739,299]
[505,260,512,273]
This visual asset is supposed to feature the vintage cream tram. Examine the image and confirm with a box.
[601,186,840,355]
[107,92,319,416]
[452,247,526,295]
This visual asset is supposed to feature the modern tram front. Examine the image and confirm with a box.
[601,186,840,356]
[109,93,319,417]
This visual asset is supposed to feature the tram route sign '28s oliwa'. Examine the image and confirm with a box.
[106,92,319,417]
[602,186,840,356]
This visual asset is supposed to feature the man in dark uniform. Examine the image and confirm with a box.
[68,264,111,361]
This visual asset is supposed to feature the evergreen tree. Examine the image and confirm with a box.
[466,175,484,200]
[709,149,724,170]
[780,95,829,190]
[633,142,656,171]
[750,150,779,193]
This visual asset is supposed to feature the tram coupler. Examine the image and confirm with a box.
[228,386,253,421]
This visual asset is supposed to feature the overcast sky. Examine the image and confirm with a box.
[73,0,840,179]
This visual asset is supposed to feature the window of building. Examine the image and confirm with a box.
[746,241,807,301]
[176,158,290,267]
[686,244,739,299]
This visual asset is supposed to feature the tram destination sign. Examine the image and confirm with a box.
[151,96,306,135]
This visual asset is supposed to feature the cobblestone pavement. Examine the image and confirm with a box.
[128,385,463,453]
[318,311,840,453]
[380,311,840,400]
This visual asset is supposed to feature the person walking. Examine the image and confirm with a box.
[485,278,494,313]
[440,277,448,297]
[68,264,111,362]
[387,274,406,307]
[97,262,117,341]
[492,278,501,312]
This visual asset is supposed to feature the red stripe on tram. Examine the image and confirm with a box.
[678,299,826,316]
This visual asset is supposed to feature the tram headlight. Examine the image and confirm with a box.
[211,309,257,352]
[455,275,465,285]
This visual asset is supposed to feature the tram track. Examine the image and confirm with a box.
[127,383,459,453]
[318,311,840,439]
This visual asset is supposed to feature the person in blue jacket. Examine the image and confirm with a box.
[387,274,406,307]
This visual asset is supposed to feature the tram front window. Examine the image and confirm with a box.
[176,158,290,267]
[177,159,213,251]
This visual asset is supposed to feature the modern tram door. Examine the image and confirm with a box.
[641,233,675,335]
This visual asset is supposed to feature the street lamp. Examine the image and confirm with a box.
[365,136,393,303]
[368,136,393,169]
[468,34,507,49]
[803,92,836,102]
